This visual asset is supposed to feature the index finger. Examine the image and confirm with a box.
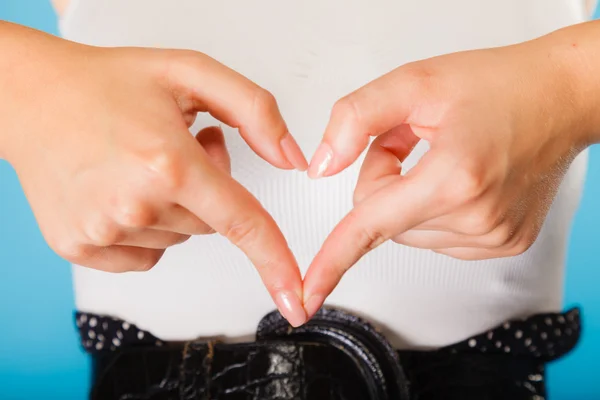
[307,66,425,178]
[162,50,307,171]
[175,146,306,327]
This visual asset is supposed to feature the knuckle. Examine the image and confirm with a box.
[174,49,203,64]
[463,211,501,236]
[251,88,278,117]
[355,226,387,256]
[114,200,154,228]
[332,95,362,125]
[400,64,453,122]
[343,211,388,256]
[403,64,436,83]
[144,148,187,190]
[156,49,193,86]
[352,187,368,207]
[53,239,87,263]
[225,217,263,247]
[164,49,205,75]
[402,64,439,96]
[158,49,213,105]
[447,167,486,204]
[84,218,121,247]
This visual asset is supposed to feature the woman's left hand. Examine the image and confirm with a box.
[302,26,597,317]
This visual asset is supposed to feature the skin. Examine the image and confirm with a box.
[0,22,308,327]
[5,2,599,325]
[303,21,600,317]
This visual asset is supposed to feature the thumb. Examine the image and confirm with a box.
[353,124,421,205]
[303,150,444,318]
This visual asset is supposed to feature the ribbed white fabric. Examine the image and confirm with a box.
[63,0,589,349]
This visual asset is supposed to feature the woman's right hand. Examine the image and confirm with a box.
[0,22,308,326]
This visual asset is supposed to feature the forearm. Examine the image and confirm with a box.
[530,20,600,146]
[0,21,72,162]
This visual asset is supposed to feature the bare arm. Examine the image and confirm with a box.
[302,19,600,314]
[0,21,307,326]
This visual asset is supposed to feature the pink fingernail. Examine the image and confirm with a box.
[274,291,307,327]
[303,294,326,320]
[280,133,308,171]
[308,143,333,179]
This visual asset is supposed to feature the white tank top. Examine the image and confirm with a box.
[61,0,590,349]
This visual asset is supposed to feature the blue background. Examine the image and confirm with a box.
[1,1,600,399]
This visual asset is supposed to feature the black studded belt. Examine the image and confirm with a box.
[78,307,581,400]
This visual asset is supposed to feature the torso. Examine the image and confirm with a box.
[62,0,589,348]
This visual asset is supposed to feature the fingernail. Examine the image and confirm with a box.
[303,294,326,320]
[308,142,333,179]
[280,133,308,171]
[274,291,307,327]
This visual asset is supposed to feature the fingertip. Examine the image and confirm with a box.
[303,293,326,320]
[274,290,307,327]
[196,125,231,173]
[280,133,308,171]
[308,123,370,179]
[195,125,225,147]
[302,253,338,319]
